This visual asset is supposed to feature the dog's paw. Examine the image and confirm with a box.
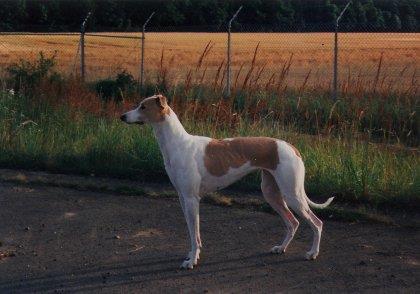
[180,258,195,270]
[305,250,318,260]
[180,249,200,269]
[270,246,286,254]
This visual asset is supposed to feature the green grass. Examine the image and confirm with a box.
[0,89,418,208]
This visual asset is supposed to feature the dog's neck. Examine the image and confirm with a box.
[152,107,190,157]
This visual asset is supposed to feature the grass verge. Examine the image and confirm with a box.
[0,89,418,209]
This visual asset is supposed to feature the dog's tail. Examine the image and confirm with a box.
[304,193,334,209]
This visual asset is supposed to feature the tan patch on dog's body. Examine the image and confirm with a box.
[287,143,301,158]
[140,95,170,123]
[204,137,279,177]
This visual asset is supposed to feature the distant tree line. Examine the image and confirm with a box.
[0,0,418,32]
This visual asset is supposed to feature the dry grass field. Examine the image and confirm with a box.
[0,32,418,91]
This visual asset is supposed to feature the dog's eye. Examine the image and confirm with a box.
[140,105,146,110]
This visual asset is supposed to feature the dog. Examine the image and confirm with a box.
[120,94,334,269]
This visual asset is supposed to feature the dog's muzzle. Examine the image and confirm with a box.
[120,114,144,125]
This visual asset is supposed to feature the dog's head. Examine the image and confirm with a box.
[120,95,170,125]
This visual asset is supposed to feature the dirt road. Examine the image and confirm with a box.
[0,183,419,293]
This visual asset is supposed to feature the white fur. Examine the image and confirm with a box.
[122,96,334,269]
[123,104,142,123]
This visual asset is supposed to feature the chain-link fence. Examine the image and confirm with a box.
[1,23,418,97]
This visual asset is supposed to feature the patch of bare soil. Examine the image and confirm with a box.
[0,183,419,293]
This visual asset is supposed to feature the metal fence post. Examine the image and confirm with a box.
[333,1,351,100]
[226,6,242,98]
[80,12,91,82]
[140,12,155,94]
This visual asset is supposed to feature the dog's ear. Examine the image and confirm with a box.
[156,95,168,109]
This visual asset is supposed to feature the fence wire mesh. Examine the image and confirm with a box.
[0,24,418,96]
[0,32,80,77]
[84,33,141,80]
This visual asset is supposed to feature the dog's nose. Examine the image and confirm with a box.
[120,114,127,122]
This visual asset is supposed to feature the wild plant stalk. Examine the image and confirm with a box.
[265,73,276,90]
[373,52,384,94]
[299,69,312,93]
[234,62,245,89]
[184,69,192,93]
[219,62,227,89]
[196,41,214,72]
[277,53,294,92]
[355,69,363,96]
[253,62,267,87]
[399,64,409,76]
[193,41,214,86]
[157,47,170,90]
[241,43,260,90]
[213,60,224,90]
[198,67,208,86]
[345,67,351,95]
[410,69,417,92]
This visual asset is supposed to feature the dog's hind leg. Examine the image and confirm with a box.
[303,208,323,260]
[289,206,323,260]
[272,160,323,260]
[261,170,299,254]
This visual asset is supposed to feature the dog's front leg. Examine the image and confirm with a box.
[180,195,201,269]
[179,194,203,247]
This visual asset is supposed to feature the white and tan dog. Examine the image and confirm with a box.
[121,94,333,269]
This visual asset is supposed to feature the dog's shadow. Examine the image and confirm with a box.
[0,252,303,292]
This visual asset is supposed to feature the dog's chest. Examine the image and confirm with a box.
[161,140,198,179]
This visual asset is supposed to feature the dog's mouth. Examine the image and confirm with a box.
[135,121,144,125]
